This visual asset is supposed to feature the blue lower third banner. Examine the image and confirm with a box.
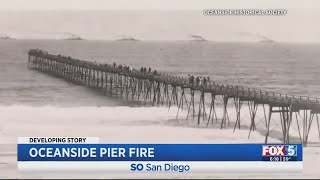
[17,144,303,173]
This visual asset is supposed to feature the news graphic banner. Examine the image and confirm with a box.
[17,137,303,173]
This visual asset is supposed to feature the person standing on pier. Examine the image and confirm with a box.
[203,76,207,87]
[196,76,200,87]
[207,76,210,86]
[118,64,123,73]
[188,75,191,85]
[191,75,195,87]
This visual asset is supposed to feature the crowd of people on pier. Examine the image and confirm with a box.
[29,49,161,76]
[188,75,211,87]
[111,62,158,76]
[29,49,213,88]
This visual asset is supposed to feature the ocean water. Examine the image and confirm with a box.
[1,40,320,178]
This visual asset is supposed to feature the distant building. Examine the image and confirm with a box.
[0,35,15,40]
[190,34,207,41]
[259,39,275,43]
[64,33,84,40]
[117,36,139,41]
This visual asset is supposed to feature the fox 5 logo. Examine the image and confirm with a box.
[262,145,297,156]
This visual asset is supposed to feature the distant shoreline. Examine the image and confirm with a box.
[0,39,318,44]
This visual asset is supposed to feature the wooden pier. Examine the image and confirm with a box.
[27,49,320,146]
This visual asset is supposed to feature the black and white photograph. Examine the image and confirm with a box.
[0,0,319,179]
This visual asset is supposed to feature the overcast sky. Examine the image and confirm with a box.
[0,0,320,42]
